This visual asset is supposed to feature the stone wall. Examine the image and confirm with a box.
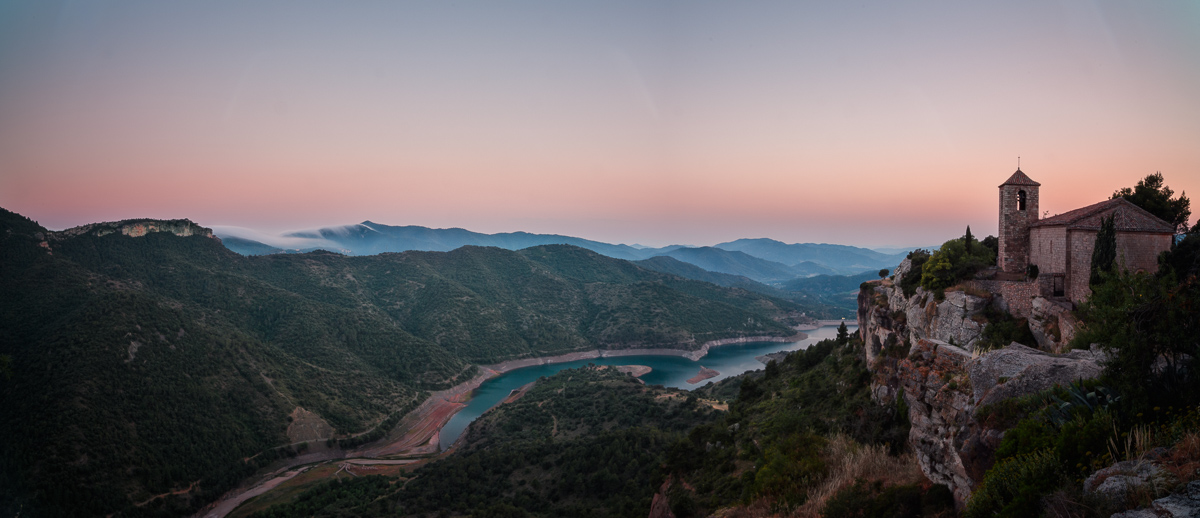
[1029,226,1067,274]
[998,184,1039,274]
[961,280,1040,320]
[1115,232,1173,274]
[1064,229,1172,303]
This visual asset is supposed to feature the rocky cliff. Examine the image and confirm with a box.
[857,257,992,370]
[55,218,215,239]
[858,257,1105,506]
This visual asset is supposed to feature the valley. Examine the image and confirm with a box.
[0,208,833,516]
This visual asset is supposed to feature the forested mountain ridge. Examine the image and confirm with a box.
[0,208,806,517]
[218,221,908,277]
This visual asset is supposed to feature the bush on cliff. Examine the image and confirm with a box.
[898,249,931,298]
[920,235,995,292]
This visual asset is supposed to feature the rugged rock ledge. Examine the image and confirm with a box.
[858,257,1106,507]
[53,218,215,239]
[895,338,1105,506]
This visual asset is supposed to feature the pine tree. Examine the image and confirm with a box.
[836,321,849,344]
[1090,214,1117,286]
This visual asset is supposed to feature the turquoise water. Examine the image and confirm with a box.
[438,324,857,449]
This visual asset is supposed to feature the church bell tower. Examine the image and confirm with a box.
[998,169,1040,274]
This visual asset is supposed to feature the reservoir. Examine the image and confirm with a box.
[439,323,857,449]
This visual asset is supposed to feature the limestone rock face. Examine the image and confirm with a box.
[932,291,989,350]
[859,267,996,363]
[1028,297,1079,352]
[899,339,977,504]
[968,343,1104,409]
[55,218,215,240]
[858,260,1110,507]
[895,339,1107,507]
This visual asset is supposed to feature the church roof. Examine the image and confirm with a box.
[1030,197,1175,233]
[999,169,1041,187]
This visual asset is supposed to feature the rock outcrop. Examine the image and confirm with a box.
[1027,296,1080,352]
[860,258,1109,507]
[54,218,214,240]
[858,258,997,368]
[1111,481,1200,518]
[895,338,1106,506]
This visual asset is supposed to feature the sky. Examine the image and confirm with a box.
[1,1,1198,249]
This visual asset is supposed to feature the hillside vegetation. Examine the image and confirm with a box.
[0,208,805,517]
[244,334,955,518]
[250,366,722,517]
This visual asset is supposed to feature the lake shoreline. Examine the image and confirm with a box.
[480,333,806,374]
[424,333,807,449]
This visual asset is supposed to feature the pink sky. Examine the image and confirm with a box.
[1,2,1198,248]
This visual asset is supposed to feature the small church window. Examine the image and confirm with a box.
[1018,190,1027,211]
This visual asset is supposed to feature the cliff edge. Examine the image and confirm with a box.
[858,256,1105,506]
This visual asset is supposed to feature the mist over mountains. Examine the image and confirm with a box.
[215,221,911,283]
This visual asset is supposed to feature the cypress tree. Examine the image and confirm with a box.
[964,225,974,252]
[1090,214,1117,286]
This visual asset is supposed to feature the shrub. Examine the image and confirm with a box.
[898,249,931,298]
[920,237,996,291]
[977,307,1036,350]
[965,450,1063,518]
[820,467,954,518]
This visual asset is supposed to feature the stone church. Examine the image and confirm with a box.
[996,169,1175,304]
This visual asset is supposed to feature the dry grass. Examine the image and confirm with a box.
[791,434,924,517]
[709,435,925,518]
[1162,431,1200,484]
[1107,424,1155,464]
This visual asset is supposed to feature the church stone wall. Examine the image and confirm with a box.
[1116,232,1173,274]
[1067,229,1098,303]
[1029,227,1067,274]
[964,280,1040,320]
[1063,230,1172,303]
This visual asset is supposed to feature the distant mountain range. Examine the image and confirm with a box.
[215,222,911,282]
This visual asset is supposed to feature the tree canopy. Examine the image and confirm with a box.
[919,233,996,291]
[1089,214,1117,286]
[1111,172,1191,234]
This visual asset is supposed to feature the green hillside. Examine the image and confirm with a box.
[250,366,722,517]
[0,208,804,517]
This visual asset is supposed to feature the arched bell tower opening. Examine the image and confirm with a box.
[998,169,1040,274]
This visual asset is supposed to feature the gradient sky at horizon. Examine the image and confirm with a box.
[1,1,1198,248]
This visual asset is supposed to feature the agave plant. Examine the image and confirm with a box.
[1043,381,1121,427]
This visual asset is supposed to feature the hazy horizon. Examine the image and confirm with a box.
[3,1,1197,248]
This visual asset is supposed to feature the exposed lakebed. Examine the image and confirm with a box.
[438,323,857,449]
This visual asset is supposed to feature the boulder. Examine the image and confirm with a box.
[1084,453,1173,507]
[1111,480,1200,518]
[1028,297,1079,352]
[968,343,1104,409]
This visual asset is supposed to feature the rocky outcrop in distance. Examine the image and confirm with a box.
[55,218,215,239]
